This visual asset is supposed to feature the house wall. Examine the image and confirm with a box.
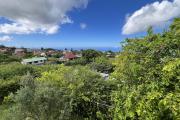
[22,60,46,65]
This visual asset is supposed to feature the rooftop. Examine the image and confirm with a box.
[64,52,76,59]
[15,48,25,51]
[22,57,47,63]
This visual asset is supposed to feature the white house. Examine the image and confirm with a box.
[21,57,47,65]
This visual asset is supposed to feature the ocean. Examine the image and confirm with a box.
[55,47,121,52]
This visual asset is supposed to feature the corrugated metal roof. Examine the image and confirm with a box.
[64,52,76,59]
[22,57,47,63]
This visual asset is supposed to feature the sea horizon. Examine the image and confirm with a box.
[54,46,121,52]
[1,45,121,52]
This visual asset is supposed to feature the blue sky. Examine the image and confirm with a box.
[0,0,179,48]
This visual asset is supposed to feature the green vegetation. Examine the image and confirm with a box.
[89,56,114,73]
[111,18,180,119]
[0,63,60,103]
[82,49,103,62]
[0,54,20,64]
[64,58,87,66]
[0,18,179,120]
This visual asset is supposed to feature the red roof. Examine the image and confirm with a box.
[64,52,76,59]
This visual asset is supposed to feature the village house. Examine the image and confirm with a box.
[21,57,47,65]
[40,52,47,57]
[59,52,78,61]
[33,49,42,56]
[46,50,57,57]
[0,46,15,54]
[75,54,82,58]
[0,47,8,53]
[14,48,26,57]
[63,49,71,54]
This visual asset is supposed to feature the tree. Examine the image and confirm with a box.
[34,65,116,119]
[0,53,20,63]
[82,49,102,62]
[0,58,113,120]
[0,63,37,103]
[0,63,60,103]
[64,58,87,66]
[89,56,114,73]
[64,66,116,119]
[0,44,5,48]
[111,18,180,119]
[170,18,180,35]
[4,73,72,120]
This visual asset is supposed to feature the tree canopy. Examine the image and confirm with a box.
[111,18,180,120]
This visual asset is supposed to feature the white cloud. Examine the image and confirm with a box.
[122,0,180,35]
[80,23,87,29]
[0,0,88,35]
[0,35,12,42]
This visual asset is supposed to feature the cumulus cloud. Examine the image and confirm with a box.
[122,0,180,35]
[0,35,12,42]
[80,23,87,29]
[0,0,88,34]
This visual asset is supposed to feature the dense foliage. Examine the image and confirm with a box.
[89,56,114,74]
[111,18,180,119]
[0,54,20,64]
[64,58,87,66]
[0,63,60,103]
[1,65,116,120]
[82,49,102,62]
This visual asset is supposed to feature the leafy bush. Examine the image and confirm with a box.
[89,56,114,73]
[111,19,180,119]
[2,65,116,119]
[3,74,72,120]
[0,63,60,103]
[0,54,20,64]
[82,49,102,63]
[64,58,87,66]
[0,63,37,103]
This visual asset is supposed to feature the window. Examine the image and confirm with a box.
[34,61,38,63]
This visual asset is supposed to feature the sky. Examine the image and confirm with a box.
[0,0,180,48]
